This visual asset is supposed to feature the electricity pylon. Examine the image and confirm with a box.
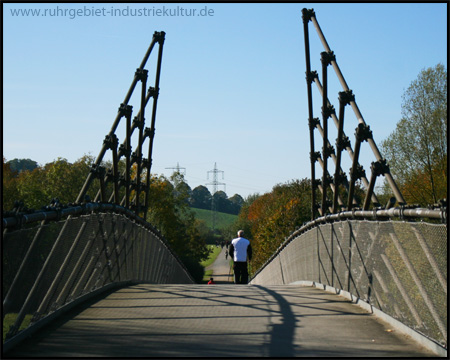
[206,162,226,231]
[166,162,186,175]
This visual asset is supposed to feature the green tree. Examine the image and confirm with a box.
[4,155,98,210]
[380,64,447,205]
[170,172,192,206]
[190,185,212,210]
[3,154,210,282]
[228,194,244,215]
[7,158,38,173]
[146,175,209,282]
[16,166,48,209]
[212,190,229,213]
[2,158,20,211]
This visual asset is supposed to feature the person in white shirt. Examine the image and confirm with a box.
[229,230,252,284]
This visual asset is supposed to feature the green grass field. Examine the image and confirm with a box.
[191,207,237,230]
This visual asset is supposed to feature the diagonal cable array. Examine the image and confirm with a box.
[302,9,406,219]
[76,31,165,219]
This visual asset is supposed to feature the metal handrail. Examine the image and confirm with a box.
[251,205,447,281]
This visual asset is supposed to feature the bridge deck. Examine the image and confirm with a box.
[6,282,435,357]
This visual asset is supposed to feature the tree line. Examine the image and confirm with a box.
[3,64,446,279]
[4,158,244,215]
[181,184,243,215]
[2,155,210,283]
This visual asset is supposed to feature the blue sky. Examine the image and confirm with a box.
[3,2,447,199]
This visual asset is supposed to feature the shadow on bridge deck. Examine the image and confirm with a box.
[4,283,436,357]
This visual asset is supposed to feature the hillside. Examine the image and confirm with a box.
[191,207,237,230]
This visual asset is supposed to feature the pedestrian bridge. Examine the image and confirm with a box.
[1,284,440,357]
[3,8,447,357]
[2,207,447,357]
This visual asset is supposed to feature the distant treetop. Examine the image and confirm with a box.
[7,158,39,173]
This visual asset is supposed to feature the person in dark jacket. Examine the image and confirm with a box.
[229,230,252,284]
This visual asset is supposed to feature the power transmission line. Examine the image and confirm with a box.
[206,162,226,231]
[165,162,186,175]
[166,162,186,187]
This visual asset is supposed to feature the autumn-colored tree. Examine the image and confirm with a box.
[235,179,312,272]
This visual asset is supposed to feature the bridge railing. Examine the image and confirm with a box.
[2,204,194,350]
[250,207,447,349]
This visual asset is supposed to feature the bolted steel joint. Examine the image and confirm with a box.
[305,70,318,84]
[322,173,332,187]
[310,151,321,163]
[132,116,144,129]
[103,134,118,150]
[355,123,372,142]
[118,103,133,118]
[135,68,148,81]
[350,164,366,180]
[119,144,131,157]
[322,104,335,119]
[312,178,321,188]
[106,169,120,183]
[336,135,351,151]
[302,8,315,23]
[371,159,389,177]
[148,86,159,98]
[308,117,320,129]
[323,143,335,158]
[154,31,166,44]
[321,51,335,66]
[144,127,155,139]
[90,164,106,178]
[338,90,355,106]
[131,151,142,164]
[334,171,347,185]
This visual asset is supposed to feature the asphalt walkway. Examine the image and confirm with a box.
[205,246,233,284]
